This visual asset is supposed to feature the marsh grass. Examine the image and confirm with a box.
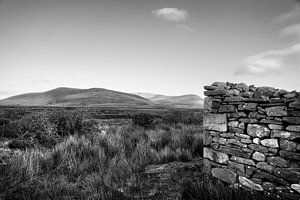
[0,122,203,199]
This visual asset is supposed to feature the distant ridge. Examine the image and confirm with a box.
[0,88,203,108]
[135,93,203,109]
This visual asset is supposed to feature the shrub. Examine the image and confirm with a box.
[131,113,156,129]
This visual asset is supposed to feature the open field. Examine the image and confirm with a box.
[0,106,270,199]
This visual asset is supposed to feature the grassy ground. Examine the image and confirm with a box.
[0,108,270,200]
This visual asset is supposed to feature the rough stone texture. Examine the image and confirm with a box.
[252,151,265,161]
[247,124,270,138]
[291,184,300,194]
[238,176,264,191]
[265,106,288,116]
[203,147,229,164]
[266,157,289,168]
[260,139,279,148]
[211,168,237,184]
[256,162,274,173]
[203,113,227,132]
[286,125,300,132]
[219,105,236,113]
[231,156,255,166]
[204,82,300,199]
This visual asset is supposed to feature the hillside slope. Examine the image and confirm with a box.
[136,93,203,109]
[0,87,153,107]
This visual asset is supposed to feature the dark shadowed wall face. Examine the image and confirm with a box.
[0,0,299,99]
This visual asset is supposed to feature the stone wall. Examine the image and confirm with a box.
[203,82,300,200]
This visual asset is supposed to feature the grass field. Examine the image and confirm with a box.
[0,107,269,200]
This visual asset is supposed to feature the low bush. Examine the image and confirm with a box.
[131,113,156,129]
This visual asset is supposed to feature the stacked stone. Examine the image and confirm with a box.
[203,82,300,200]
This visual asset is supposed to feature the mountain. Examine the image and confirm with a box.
[0,88,203,108]
[135,93,203,109]
[0,87,153,107]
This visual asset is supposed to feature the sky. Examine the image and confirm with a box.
[0,0,300,99]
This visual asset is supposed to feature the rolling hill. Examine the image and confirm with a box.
[135,93,203,109]
[0,88,203,108]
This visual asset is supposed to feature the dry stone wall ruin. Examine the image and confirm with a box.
[203,82,300,200]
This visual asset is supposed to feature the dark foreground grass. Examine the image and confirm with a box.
[0,123,203,199]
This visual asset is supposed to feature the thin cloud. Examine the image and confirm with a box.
[152,8,189,22]
[235,44,300,75]
[280,23,300,39]
[276,4,300,24]
[176,24,194,32]
[235,3,300,76]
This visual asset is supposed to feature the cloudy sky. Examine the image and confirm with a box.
[0,0,300,99]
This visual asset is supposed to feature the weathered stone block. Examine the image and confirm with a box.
[203,147,229,164]
[228,121,239,128]
[252,151,265,161]
[253,138,260,144]
[238,176,263,191]
[289,101,300,109]
[219,146,251,158]
[235,133,250,139]
[256,162,274,173]
[219,105,236,113]
[204,113,227,132]
[230,156,255,166]
[240,118,259,123]
[267,157,289,167]
[238,103,258,111]
[220,133,235,138]
[247,124,270,138]
[204,89,227,96]
[260,119,282,125]
[271,130,300,140]
[253,170,289,185]
[261,139,279,148]
[211,168,237,184]
[262,182,275,192]
[265,106,288,116]
[280,140,297,151]
[241,139,252,144]
[229,127,244,134]
[286,125,300,132]
[228,161,245,173]
[249,144,268,153]
[268,124,283,130]
[291,184,300,194]
[279,150,300,160]
[283,117,300,124]
[273,168,300,183]
[227,112,247,119]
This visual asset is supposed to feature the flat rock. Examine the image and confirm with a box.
[204,89,227,96]
[265,106,288,117]
[248,144,268,153]
[203,147,229,164]
[273,168,300,183]
[228,161,245,173]
[260,139,279,148]
[267,157,289,167]
[211,168,237,184]
[289,101,300,109]
[238,103,258,111]
[252,151,265,161]
[283,117,300,124]
[256,162,274,173]
[238,176,264,191]
[231,156,255,166]
[280,140,297,151]
[204,113,227,132]
[286,125,300,132]
[219,105,236,113]
[291,184,300,194]
[247,124,270,138]
[279,150,300,161]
